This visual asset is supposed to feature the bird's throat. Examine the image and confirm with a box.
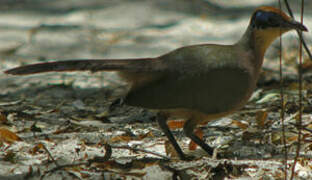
[238,26,289,70]
[253,28,287,58]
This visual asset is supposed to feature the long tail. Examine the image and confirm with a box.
[5,58,164,75]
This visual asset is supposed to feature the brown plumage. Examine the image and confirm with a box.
[4,6,308,160]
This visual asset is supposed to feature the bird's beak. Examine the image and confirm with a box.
[287,19,308,32]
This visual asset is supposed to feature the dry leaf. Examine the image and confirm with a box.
[256,93,279,104]
[4,150,17,162]
[138,131,154,140]
[271,132,282,144]
[131,160,147,169]
[30,143,45,154]
[231,120,248,129]
[0,100,22,106]
[287,135,298,142]
[0,112,8,124]
[256,110,268,128]
[167,120,185,130]
[189,129,203,150]
[164,140,179,158]
[301,59,312,73]
[80,172,91,178]
[0,128,22,144]
[111,135,132,142]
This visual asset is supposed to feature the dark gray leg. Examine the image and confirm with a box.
[183,119,213,156]
[157,113,187,160]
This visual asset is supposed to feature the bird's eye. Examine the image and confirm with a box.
[256,11,268,22]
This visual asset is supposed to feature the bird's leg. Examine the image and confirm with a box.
[156,112,187,160]
[183,118,213,156]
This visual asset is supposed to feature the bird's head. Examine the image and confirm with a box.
[247,6,308,55]
[251,6,307,33]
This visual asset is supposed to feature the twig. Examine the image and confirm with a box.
[41,143,59,167]
[278,1,288,179]
[290,0,304,179]
[284,0,312,61]
[111,145,170,160]
[46,143,112,173]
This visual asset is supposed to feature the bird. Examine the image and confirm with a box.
[4,6,308,160]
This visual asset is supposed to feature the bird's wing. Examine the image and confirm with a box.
[125,45,253,114]
[125,66,252,114]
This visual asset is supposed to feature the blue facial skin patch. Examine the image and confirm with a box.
[253,11,280,29]
[256,11,269,23]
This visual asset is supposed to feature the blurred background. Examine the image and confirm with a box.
[0,0,311,64]
[1,0,311,89]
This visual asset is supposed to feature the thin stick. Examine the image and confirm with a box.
[111,145,171,160]
[290,0,304,179]
[46,143,112,173]
[40,143,60,167]
[284,0,312,61]
[278,2,288,179]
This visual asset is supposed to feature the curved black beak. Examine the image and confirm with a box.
[288,19,308,32]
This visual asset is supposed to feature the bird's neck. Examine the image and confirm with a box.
[237,26,285,71]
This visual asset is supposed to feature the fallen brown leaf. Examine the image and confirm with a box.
[0,128,22,144]
[231,120,248,129]
[167,120,185,130]
[189,129,203,150]
[256,110,268,128]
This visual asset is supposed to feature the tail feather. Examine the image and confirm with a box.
[5,58,164,75]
